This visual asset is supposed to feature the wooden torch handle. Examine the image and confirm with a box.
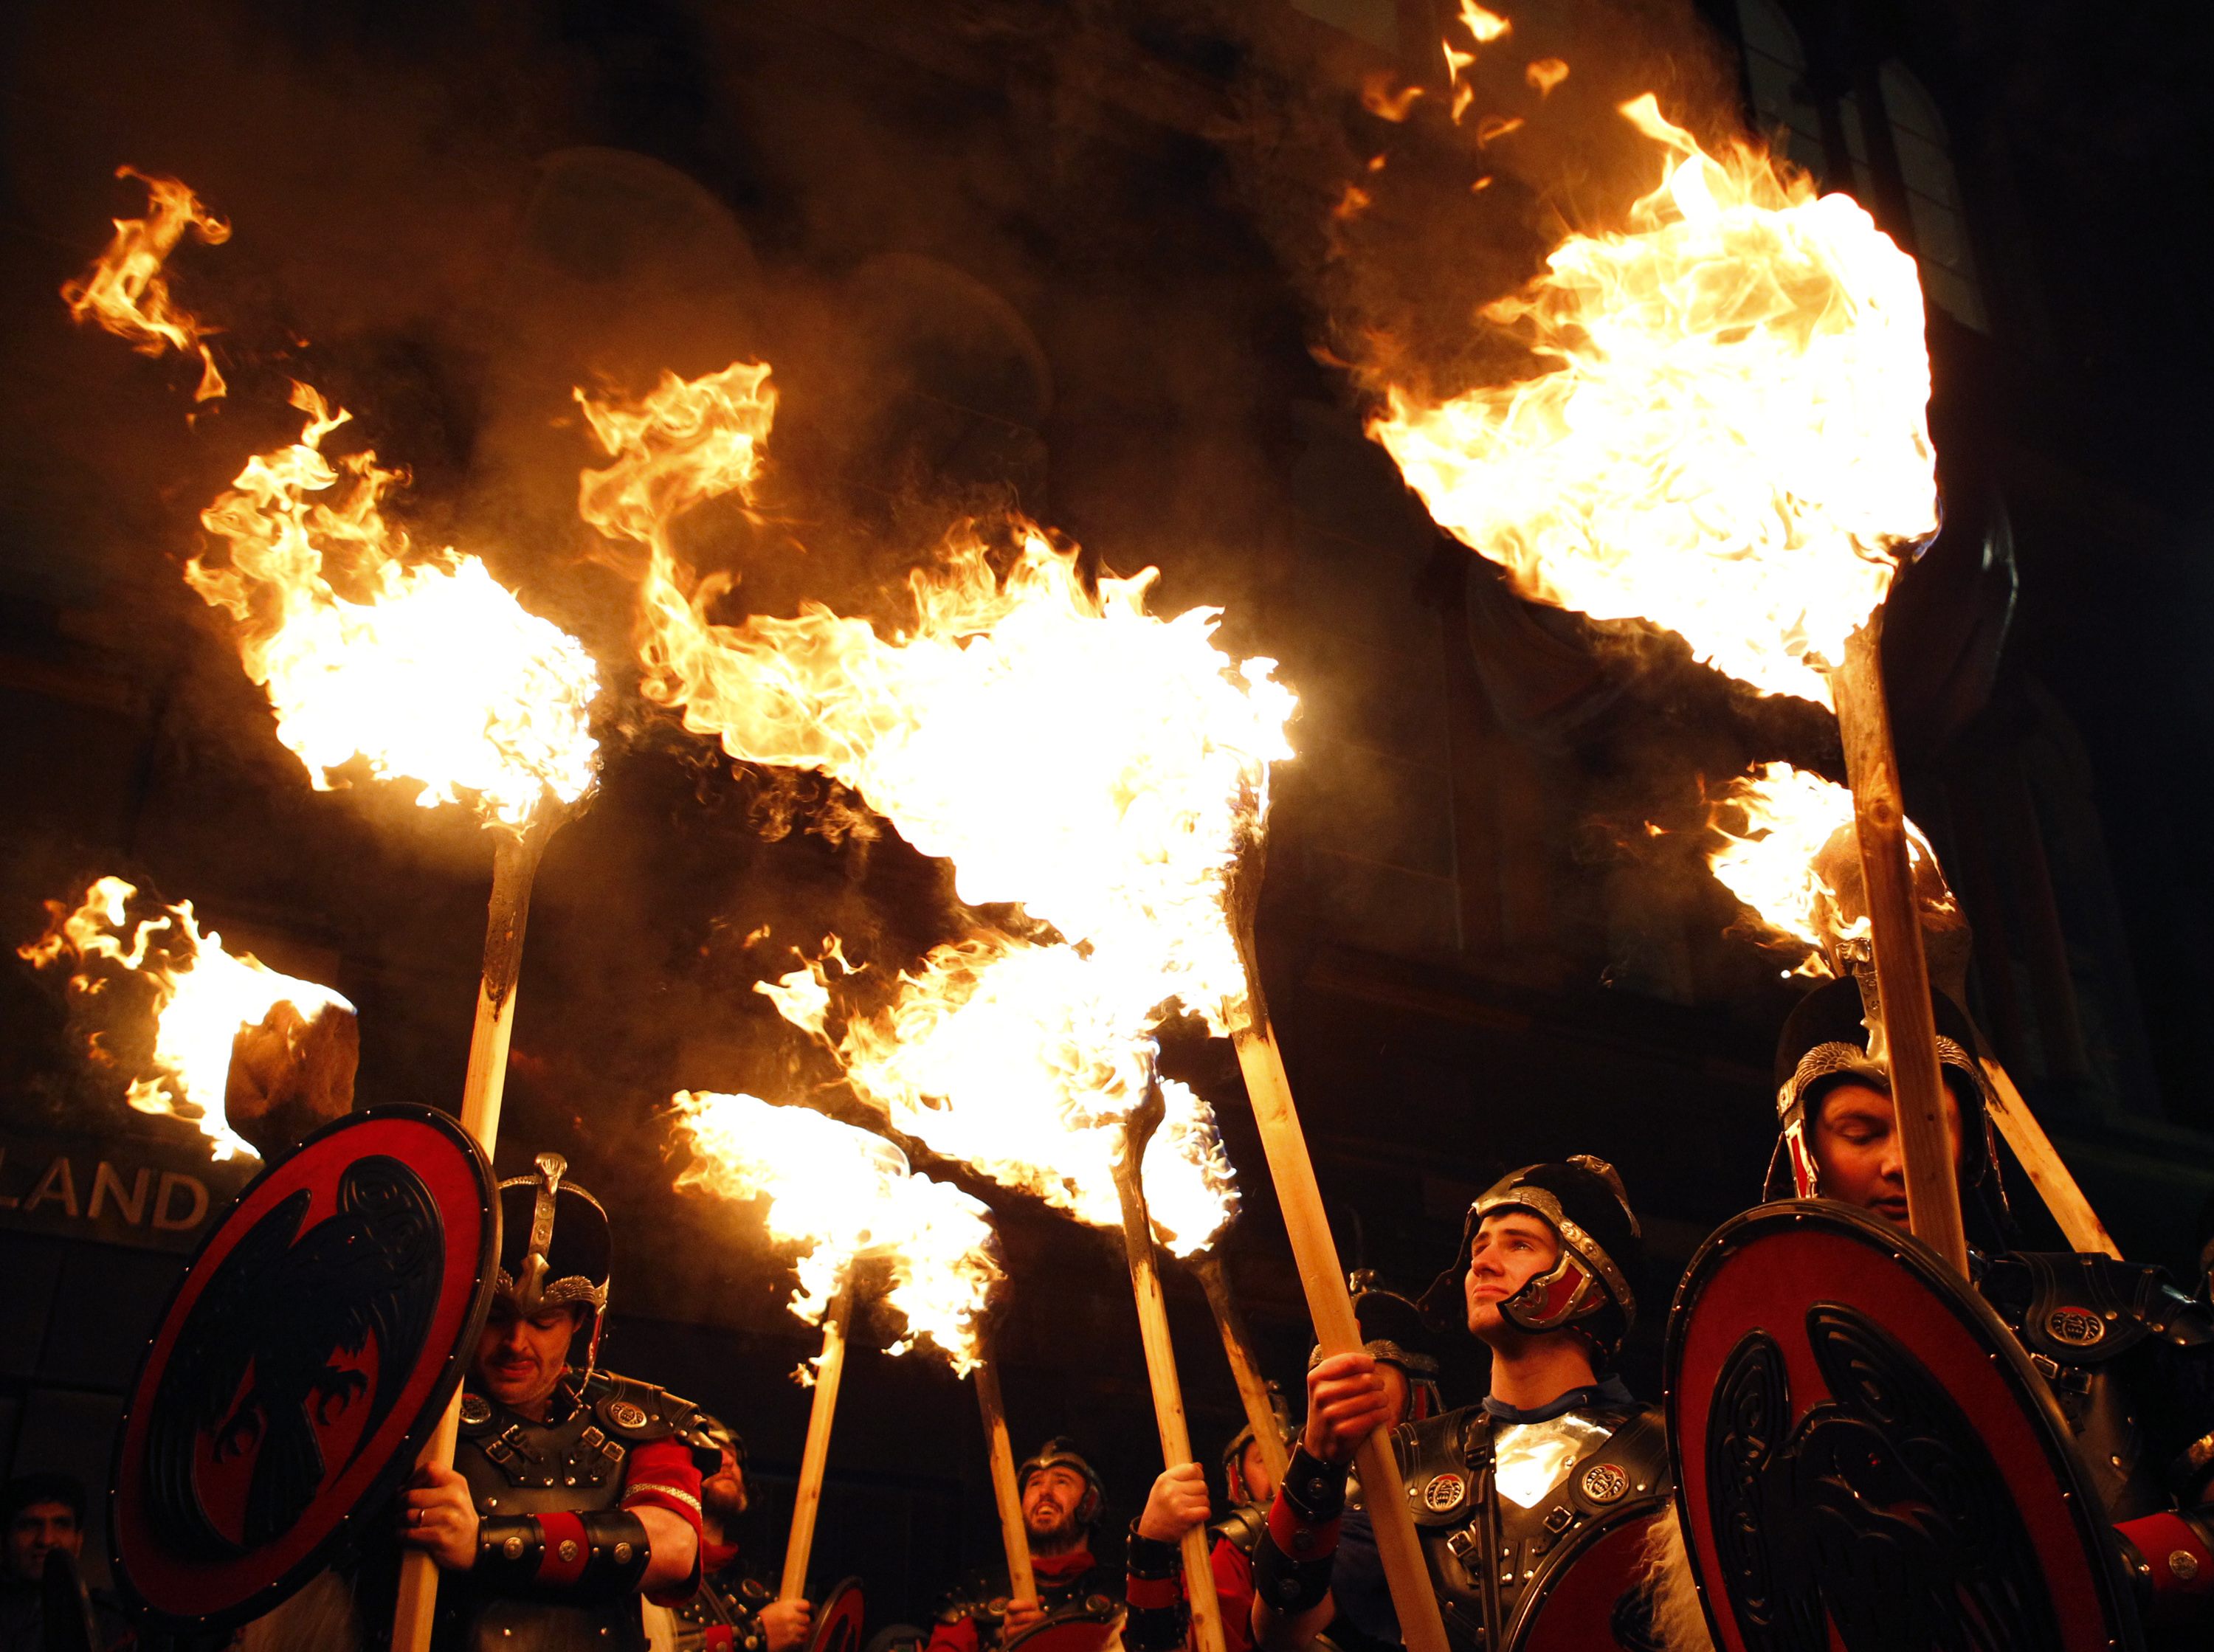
[1978,1054,2121,1258]
[1230,1020,1450,1652]
[1188,1251,1289,1490]
[1113,1114,1229,1652]
[973,1355,1039,1603]
[1832,623,1970,1275]
[780,1292,854,1604]
[391,820,553,1652]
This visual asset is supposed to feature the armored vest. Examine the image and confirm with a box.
[1981,1251,2214,1524]
[443,1369,710,1652]
[1395,1400,1669,1652]
[669,1565,771,1652]
[937,1552,1121,1649]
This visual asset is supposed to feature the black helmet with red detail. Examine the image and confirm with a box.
[1419,1155,1645,1365]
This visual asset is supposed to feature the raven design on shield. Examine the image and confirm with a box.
[142,1155,444,1559]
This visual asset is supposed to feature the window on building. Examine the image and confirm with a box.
[1734,0,1826,178]
[1877,61,1989,333]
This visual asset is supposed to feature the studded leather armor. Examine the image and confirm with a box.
[669,1565,774,1652]
[1394,1400,1669,1652]
[442,1369,717,1652]
[932,1551,1122,1652]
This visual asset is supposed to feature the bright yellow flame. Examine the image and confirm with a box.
[1706,761,1950,971]
[1370,96,1937,708]
[578,367,1287,1254]
[19,877,353,1161]
[190,383,601,829]
[762,936,1240,1255]
[671,1091,1004,1373]
[61,167,231,401]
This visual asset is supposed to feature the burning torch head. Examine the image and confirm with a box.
[1016,1437,1105,1530]
[495,1152,613,1386]
[1420,1157,1644,1366]
[1765,974,2013,1240]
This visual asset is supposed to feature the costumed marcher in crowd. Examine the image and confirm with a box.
[1,1473,137,1652]
[1772,976,2214,1642]
[669,1416,816,1652]
[1127,1282,1441,1652]
[1252,1158,1667,1652]
[399,1152,722,1651]
[928,1440,1121,1652]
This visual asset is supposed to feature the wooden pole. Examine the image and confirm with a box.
[1229,1017,1449,1652]
[1978,1054,2122,1259]
[781,1290,855,1604]
[973,1354,1038,1605]
[1112,1088,1228,1652]
[391,816,556,1652]
[1830,621,1969,1275]
[1187,1251,1289,1493]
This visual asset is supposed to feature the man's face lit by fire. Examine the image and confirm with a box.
[6,1501,80,1584]
[1021,1464,1091,1552]
[1809,1080,1965,1230]
[1233,1439,1276,1506]
[1464,1211,1561,1341]
[475,1299,582,1414]
[703,1444,748,1527]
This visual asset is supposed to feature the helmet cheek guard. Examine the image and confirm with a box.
[1498,1250,1605,1336]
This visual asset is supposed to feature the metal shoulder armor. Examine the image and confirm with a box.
[1210,1500,1269,1557]
[1982,1251,2199,1366]
[1396,1406,1484,1527]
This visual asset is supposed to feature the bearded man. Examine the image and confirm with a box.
[928,1440,1120,1652]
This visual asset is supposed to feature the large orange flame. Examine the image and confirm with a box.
[20,876,351,1161]
[1370,97,1936,707]
[1706,761,1951,972]
[61,167,231,402]
[578,365,1289,1253]
[190,383,601,829]
[672,1091,1004,1373]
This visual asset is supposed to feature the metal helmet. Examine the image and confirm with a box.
[1017,1437,1105,1528]
[1765,972,2013,1245]
[1320,1273,1444,1423]
[494,1152,613,1384]
[1419,1155,1644,1364]
[1218,1383,1297,1502]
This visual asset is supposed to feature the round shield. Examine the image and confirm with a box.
[1665,1201,2141,1652]
[805,1577,866,1652]
[1508,1505,1668,1652]
[111,1105,498,1631]
[1002,1595,1122,1652]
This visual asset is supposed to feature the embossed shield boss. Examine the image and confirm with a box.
[1666,1202,2141,1652]
[111,1105,498,1630]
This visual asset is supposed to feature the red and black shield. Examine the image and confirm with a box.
[804,1577,867,1652]
[1506,1505,1669,1652]
[1666,1201,2142,1652]
[111,1105,497,1631]
[1001,1594,1122,1652]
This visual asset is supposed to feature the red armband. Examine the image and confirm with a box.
[623,1437,706,1604]
[2117,1510,2214,1625]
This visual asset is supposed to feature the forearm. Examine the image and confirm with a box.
[637,1503,700,1591]
[1249,1448,1347,1652]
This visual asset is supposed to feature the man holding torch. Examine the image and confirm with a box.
[398,1154,720,1651]
[929,1441,1122,1652]
[669,1417,817,1652]
[1769,978,2214,1643]
[1252,1159,1667,1652]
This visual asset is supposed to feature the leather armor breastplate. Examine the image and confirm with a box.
[1396,1402,1669,1652]
[438,1371,702,1652]
[1983,1251,2214,1524]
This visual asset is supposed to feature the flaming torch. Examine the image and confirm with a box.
[672,1092,1005,1601]
[1369,94,1968,1270]
[65,180,606,1645]
[576,362,1450,1652]
[1704,763,2120,1257]
[19,874,356,1161]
